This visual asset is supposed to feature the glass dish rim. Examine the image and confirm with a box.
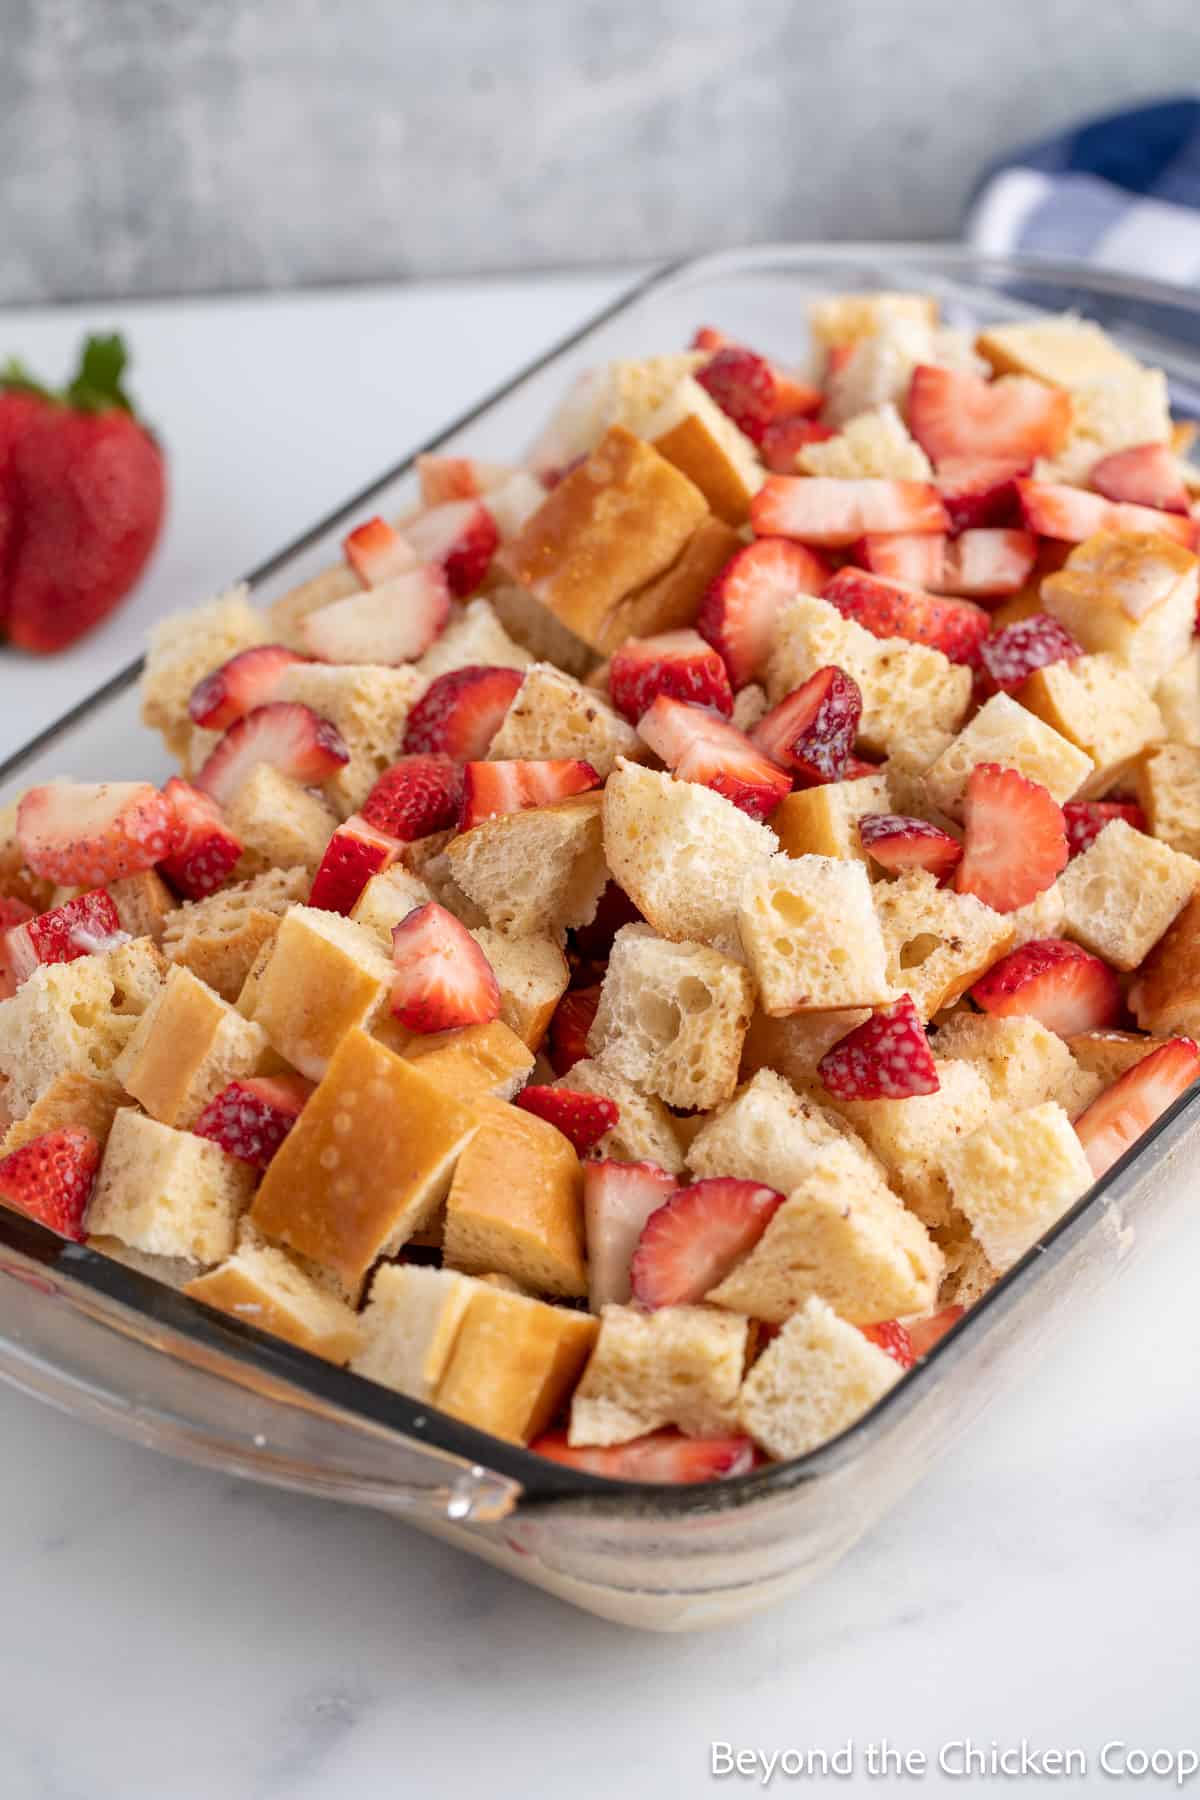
[2,241,1199,1519]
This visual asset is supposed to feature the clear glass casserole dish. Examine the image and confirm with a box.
[2,246,1199,1633]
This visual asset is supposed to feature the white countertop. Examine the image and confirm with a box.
[1,276,1199,1798]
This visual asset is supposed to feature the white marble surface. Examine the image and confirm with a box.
[1,277,1199,1798]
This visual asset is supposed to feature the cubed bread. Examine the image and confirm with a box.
[822,313,938,425]
[443,1094,586,1297]
[391,1020,534,1101]
[603,759,776,944]
[1040,533,1198,690]
[108,871,176,944]
[105,937,169,1018]
[976,315,1143,387]
[707,1138,942,1325]
[352,1264,478,1401]
[568,1303,749,1445]
[686,1067,875,1193]
[767,596,971,762]
[87,1109,256,1265]
[554,1053,685,1172]
[0,801,55,913]
[798,403,932,479]
[487,662,642,778]
[525,353,706,474]
[1006,879,1066,948]
[587,924,754,1110]
[250,1028,478,1300]
[445,791,608,939]
[432,1281,599,1445]
[1068,1028,1174,1082]
[115,964,272,1129]
[185,1240,362,1363]
[1155,646,1200,747]
[242,904,394,1081]
[1129,893,1200,1036]
[1135,743,1200,857]
[273,662,428,816]
[943,1102,1094,1271]
[810,291,939,349]
[140,586,268,757]
[608,514,743,645]
[737,1295,901,1462]
[874,870,1014,1020]
[771,771,892,867]
[399,834,487,929]
[468,928,569,1050]
[226,764,337,875]
[643,376,763,524]
[348,865,434,945]
[932,1012,1076,1112]
[414,597,533,682]
[739,1006,872,1092]
[738,854,894,1015]
[1019,655,1164,796]
[1059,817,1197,970]
[731,684,770,733]
[922,692,1093,820]
[829,1057,996,1230]
[0,957,132,1117]
[0,1072,128,1157]
[487,580,597,679]
[1037,369,1172,484]
[266,563,359,650]
[163,866,309,1002]
[938,1224,1000,1311]
[1051,1059,1104,1120]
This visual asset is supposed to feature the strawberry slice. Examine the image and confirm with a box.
[978,613,1083,697]
[609,629,733,722]
[1062,799,1147,859]
[195,702,349,808]
[404,499,499,597]
[822,566,989,664]
[0,895,35,998]
[936,456,1028,533]
[158,777,242,899]
[308,813,398,914]
[907,1305,964,1358]
[515,1085,618,1156]
[360,756,464,841]
[954,762,1069,914]
[5,888,123,985]
[857,532,947,589]
[759,416,835,474]
[941,528,1038,599]
[695,347,776,442]
[17,781,175,886]
[772,370,824,419]
[342,516,417,587]
[971,938,1122,1036]
[1075,1037,1200,1178]
[458,758,599,832]
[752,477,948,547]
[547,984,601,1077]
[860,1320,916,1369]
[1090,442,1190,515]
[751,665,862,784]
[301,565,451,665]
[637,696,792,820]
[818,995,940,1100]
[630,1176,786,1309]
[390,901,501,1032]
[188,645,308,731]
[582,1159,678,1309]
[530,1428,757,1484]
[858,812,963,878]
[908,365,1072,464]
[1017,480,1198,548]
[402,665,523,759]
[698,537,832,688]
[416,454,512,508]
[192,1073,314,1169]
[690,325,732,353]
[0,1127,100,1241]
[845,754,884,779]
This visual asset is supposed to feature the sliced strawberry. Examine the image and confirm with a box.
[1063,799,1147,860]
[771,369,824,420]
[1017,480,1197,548]
[630,1177,786,1309]
[1075,1037,1200,1178]
[752,477,948,547]
[936,456,1028,533]
[302,565,451,666]
[390,901,501,1033]
[860,1320,916,1369]
[609,629,733,722]
[690,325,732,353]
[188,645,308,731]
[822,566,989,664]
[818,995,939,1100]
[0,1127,100,1241]
[844,754,883,779]
[857,532,947,589]
[404,498,499,597]
[157,777,242,900]
[416,454,512,508]
[192,1073,314,1169]
[978,613,1083,697]
[458,759,599,832]
[0,895,35,997]
[582,1159,678,1309]
[515,1085,618,1156]
[402,665,523,759]
[954,762,1068,914]
[695,347,776,443]
[5,888,123,985]
[858,812,963,878]
[17,781,176,886]
[530,1428,757,1484]
[547,984,601,1077]
[759,415,835,474]
[308,814,398,914]
[342,515,417,587]
[941,528,1038,599]
[971,938,1122,1036]
[637,696,792,821]
[1090,442,1190,515]
[195,703,349,809]
[360,756,464,841]
[907,1306,964,1357]
[698,537,832,688]
[908,364,1071,464]
[751,666,862,784]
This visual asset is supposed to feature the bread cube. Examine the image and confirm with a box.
[525,354,707,473]
[603,760,776,944]
[274,662,427,816]
[1129,894,1200,1036]
[0,957,133,1117]
[798,403,932,479]
[731,684,770,733]
[686,1067,873,1193]
[445,791,608,939]
[568,1303,749,1446]
[486,580,597,679]
[1135,743,1200,857]
[939,1224,1000,1311]
[943,1102,1094,1271]
[976,315,1143,387]
[643,376,763,524]
[0,1072,128,1158]
[352,1264,478,1401]
[830,1057,996,1230]
[737,1296,901,1462]
[163,866,309,1002]
[822,313,938,425]
[108,871,176,944]
[1051,1059,1105,1121]
[266,563,358,650]
[433,1281,598,1445]
[105,938,169,1019]
[487,662,641,778]
[1059,817,1197,970]
[922,693,1093,820]
[611,515,743,645]
[391,1020,534,1102]
[1068,1028,1172,1083]
[810,291,939,349]
[1005,879,1066,948]
[554,1053,685,1172]
[739,1006,872,1092]
[1019,655,1164,796]
[140,586,268,757]
[468,928,568,1050]
[1155,646,1200,747]
[931,1012,1075,1113]
[1037,369,1173,484]
[250,1028,478,1300]
[185,1240,362,1363]
[738,854,894,1016]
[1040,533,1198,690]
[87,1109,255,1265]
[115,964,272,1129]
[444,1094,585,1297]
[243,904,394,1080]
[348,865,434,946]
[399,833,487,929]
[0,800,55,913]
[226,764,337,876]
[413,597,533,682]
[772,771,892,868]
[874,870,1015,1020]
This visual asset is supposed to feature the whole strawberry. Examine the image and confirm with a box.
[0,335,166,653]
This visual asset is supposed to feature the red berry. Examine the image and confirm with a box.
[751,665,862,785]
[515,1085,618,1156]
[818,996,940,1101]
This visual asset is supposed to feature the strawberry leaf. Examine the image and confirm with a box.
[0,357,53,401]
[66,334,134,415]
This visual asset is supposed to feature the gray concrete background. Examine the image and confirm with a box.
[3,0,1199,304]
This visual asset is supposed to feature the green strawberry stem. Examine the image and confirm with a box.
[0,333,136,415]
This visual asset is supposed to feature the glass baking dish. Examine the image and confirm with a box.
[2,246,1200,1633]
